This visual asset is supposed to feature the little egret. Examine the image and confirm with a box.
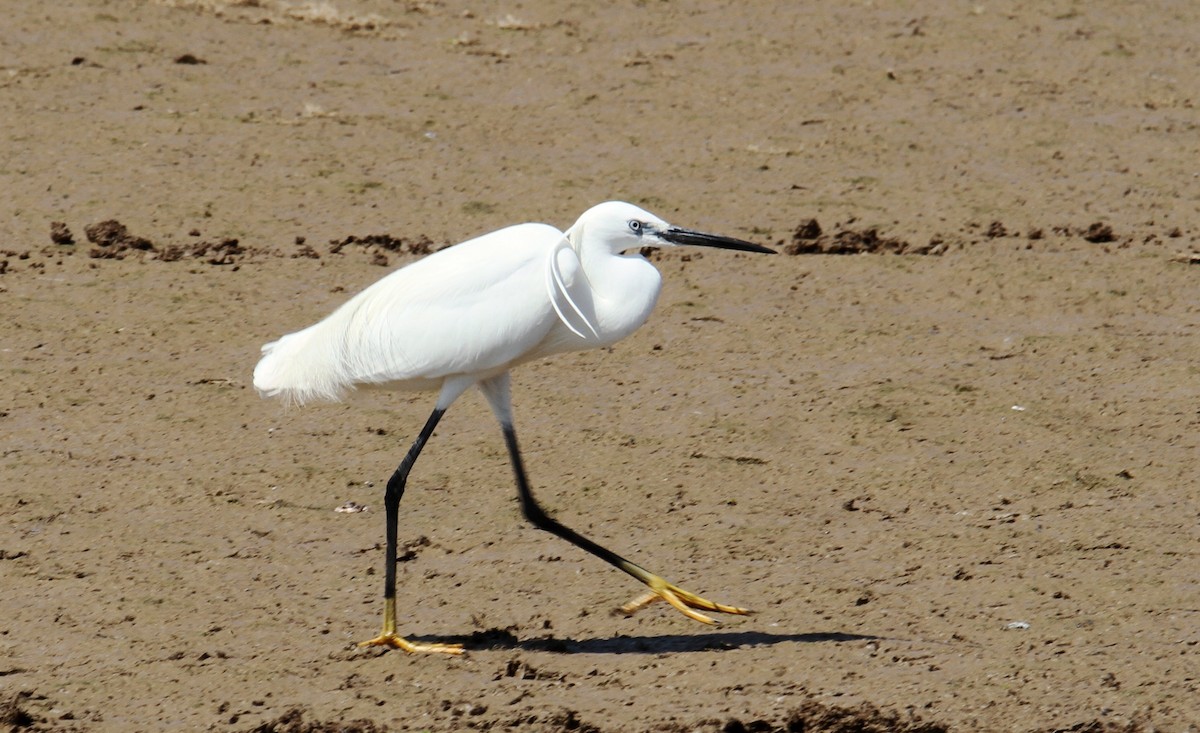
[254,201,774,654]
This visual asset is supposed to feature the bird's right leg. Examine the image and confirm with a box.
[358,407,463,655]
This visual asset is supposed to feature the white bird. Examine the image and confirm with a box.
[254,201,774,654]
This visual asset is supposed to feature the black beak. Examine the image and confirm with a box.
[659,227,776,254]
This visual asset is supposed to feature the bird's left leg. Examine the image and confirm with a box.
[480,374,748,624]
[501,423,749,623]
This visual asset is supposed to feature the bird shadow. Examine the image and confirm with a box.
[410,628,879,655]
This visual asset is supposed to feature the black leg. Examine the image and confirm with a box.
[499,423,656,584]
[360,406,462,653]
[498,421,751,624]
[383,407,445,606]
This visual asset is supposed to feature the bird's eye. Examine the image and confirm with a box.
[628,220,643,234]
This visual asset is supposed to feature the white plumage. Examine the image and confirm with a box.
[253,200,772,654]
[254,204,665,407]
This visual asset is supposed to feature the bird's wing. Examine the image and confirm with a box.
[328,222,570,387]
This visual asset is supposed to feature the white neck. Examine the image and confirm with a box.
[577,245,663,345]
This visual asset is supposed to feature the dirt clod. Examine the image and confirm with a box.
[157,237,246,264]
[794,218,823,240]
[1082,222,1117,243]
[85,219,155,256]
[681,701,949,733]
[49,221,74,245]
[239,707,388,733]
[328,234,438,256]
[783,221,927,255]
[0,693,38,729]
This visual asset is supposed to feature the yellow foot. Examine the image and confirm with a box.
[358,632,463,655]
[618,580,751,625]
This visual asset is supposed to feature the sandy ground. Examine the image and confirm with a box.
[2,1,1198,731]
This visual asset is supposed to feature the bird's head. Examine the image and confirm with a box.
[566,200,775,256]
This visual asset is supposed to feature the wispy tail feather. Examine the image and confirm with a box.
[253,324,352,406]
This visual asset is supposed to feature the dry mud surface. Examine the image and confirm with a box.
[2,2,1199,731]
